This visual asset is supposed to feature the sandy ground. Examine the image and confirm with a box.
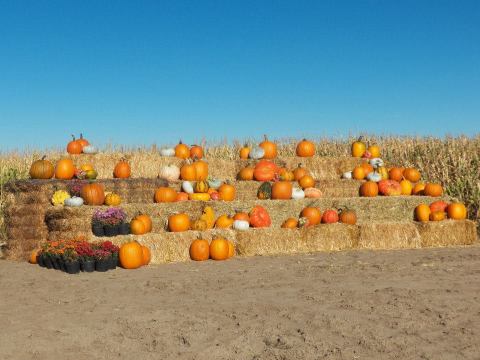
[1,246,480,360]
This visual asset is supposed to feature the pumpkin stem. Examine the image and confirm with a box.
[263,134,268,142]
[41,155,47,160]
[71,134,76,141]
[80,133,84,139]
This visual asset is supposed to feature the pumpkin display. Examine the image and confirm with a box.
[233,220,250,231]
[182,181,194,194]
[29,249,39,264]
[81,182,105,205]
[249,205,271,228]
[193,159,208,180]
[415,204,431,222]
[322,209,339,224]
[240,144,250,159]
[195,180,209,193]
[176,192,189,201]
[412,182,426,195]
[141,245,151,265]
[135,214,152,233]
[175,141,190,159]
[209,238,230,260]
[281,218,298,229]
[200,206,215,229]
[215,214,234,228]
[403,168,421,183]
[271,181,293,200]
[113,159,131,178]
[233,212,250,222]
[447,202,467,220]
[259,135,277,159]
[158,164,180,181]
[190,145,204,159]
[190,239,210,261]
[293,164,309,181]
[296,139,315,157]
[291,187,305,200]
[30,156,54,179]
[429,211,446,221]
[119,241,144,269]
[227,241,235,258]
[218,183,235,201]
[160,147,175,157]
[351,137,366,157]
[55,158,75,180]
[378,180,402,196]
[300,207,321,226]
[388,167,404,182]
[304,187,322,198]
[154,187,177,203]
[51,190,71,205]
[249,146,265,160]
[168,213,191,232]
[257,182,272,200]
[352,166,366,180]
[359,181,379,197]
[180,161,197,181]
[424,183,443,197]
[298,175,315,189]
[367,144,380,158]
[339,209,357,225]
[238,166,255,181]
[400,180,413,196]
[253,160,278,181]
[189,193,211,201]
[430,200,448,213]
[279,168,295,181]
[67,135,83,155]
[64,196,84,207]
[105,193,121,206]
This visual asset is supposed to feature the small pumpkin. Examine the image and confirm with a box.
[168,213,191,232]
[415,204,431,222]
[80,163,94,171]
[249,205,271,228]
[291,187,305,200]
[367,144,380,158]
[233,212,250,222]
[279,169,295,181]
[218,183,235,201]
[160,147,175,157]
[240,144,251,159]
[296,139,315,157]
[430,200,448,213]
[342,171,353,180]
[352,166,366,180]
[188,193,211,201]
[113,159,131,179]
[209,238,230,260]
[447,202,467,220]
[304,187,322,198]
[403,168,421,183]
[322,209,339,224]
[339,209,357,225]
[424,183,443,197]
[175,140,190,159]
[81,182,105,205]
[105,193,122,206]
[400,179,413,195]
[67,135,83,155]
[429,211,446,221]
[359,181,379,197]
[351,137,366,157]
[141,245,151,266]
[233,220,250,231]
[248,146,265,160]
[176,192,189,201]
[155,187,178,202]
[300,207,322,226]
[130,219,146,235]
[195,180,209,193]
[30,156,54,179]
[29,249,39,264]
[412,182,426,195]
[257,182,272,200]
[190,145,204,159]
[227,241,235,258]
[271,181,293,200]
[119,241,144,269]
[85,170,98,180]
[259,135,277,159]
[77,133,89,149]
[135,214,152,233]
[158,164,180,181]
[238,166,255,181]
[298,175,315,189]
[360,162,374,176]
[281,218,298,229]
[293,164,309,181]
[215,214,234,229]
[64,196,84,207]
[55,159,75,180]
[388,167,404,182]
[190,239,210,261]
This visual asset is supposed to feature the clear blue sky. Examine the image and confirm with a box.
[0,0,479,151]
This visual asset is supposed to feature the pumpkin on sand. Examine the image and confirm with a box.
[190,239,210,261]
[119,242,144,269]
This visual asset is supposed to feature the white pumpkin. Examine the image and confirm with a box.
[160,148,175,157]
[248,146,265,159]
[64,196,84,207]
[367,172,382,182]
[291,187,305,200]
[233,220,250,231]
[342,171,353,179]
[370,158,384,168]
[182,181,194,194]
[207,178,222,189]
[82,145,97,154]
[158,164,180,181]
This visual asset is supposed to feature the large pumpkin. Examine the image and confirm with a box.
[300,207,322,226]
[30,156,54,179]
[359,181,379,197]
[175,141,190,159]
[190,145,204,159]
[388,167,404,182]
[271,181,292,200]
[119,242,144,269]
[81,182,105,205]
[296,139,315,157]
[322,209,339,224]
[55,159,75,180]
[403,168,421,183]
[193,159,208,180]
[378,179,402,196]
[259,135,277,159]
[113,160,131,178]
[447,202,467,220]
[209,238,230,260]
[180,161,197,181]
[253,160,278,181]
[190,239,210,261]
[249,205,271,227]
[67,135,83,155]
[154,187,178,203]
[218,183,235,201]
[238,167,254,181]
[168,213,191,232]
[424,183,443,197]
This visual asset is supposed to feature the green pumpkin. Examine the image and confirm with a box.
[257,182,272,200]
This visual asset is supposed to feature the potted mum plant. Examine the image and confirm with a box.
[92,208,127,237]
[94,248,112,272]
[62,248,80,274]
[100,241,120,269]
[75,241,95,272]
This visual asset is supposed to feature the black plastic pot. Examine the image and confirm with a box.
[119,222,130,235]
[95,258,110,272]
[92,223,105,237]
[104,224,119,237]
[37,254,45,267]
[109,255,118,270]
[43,256,53,269]
[81,259,95,273]
[51,256,61,270]
[64,260,80,274]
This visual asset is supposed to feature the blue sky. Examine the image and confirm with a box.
[0,0,479,151]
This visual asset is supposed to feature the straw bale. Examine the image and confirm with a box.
[358,222,421,249]
[417,220,477,247]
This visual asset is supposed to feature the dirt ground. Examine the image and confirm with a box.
[1,246,479,360]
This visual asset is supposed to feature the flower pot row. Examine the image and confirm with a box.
[36,254,118,274]
[92,222,130,237]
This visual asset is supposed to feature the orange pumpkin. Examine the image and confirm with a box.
[281,218,298,229]
[304,187,322,198]
[218,183,235,201]
[253,160,278,181]
[412,182,426,195]
[400,179,413,195]
[403,168,421,183]
[447,202,467,220]
[359,181,379,197]
[388,167,404,182]
[190,145,204,159]
[429,211,446,221]
[55,159,75,180]
[81,182,105,205]
[271,181,293,200]
[168,213,191,232]
[227,241,235,258]
[233,212,250,222]
[249,205,271,228]
[67,135,83,155]
[259,135,277,159]
[30,156,54,179]
[339,209,357,225]
[190,239,210,261]
[77,133,89,149]
[239,144,250,159]
[209,238,230,260]
[215,214,234,228]
[430,200,448,213]
[238,166,255,181]
[424,183,443,197]
[296,139,315,157]
[113,160,131,178]
[293,164,309,181]
[141,245,151,265]
[175,141,190,159]
[415,204,431,222]
[135,214,152,233]
[352,166,366,180]
[298,175,315,189]
[367,144,380,158]
[360,162,374,176]
[130,219,147,235]
[180,161,197,181]
[351,137,366,157]
[154,187,178,203]
[193,159,208,180]
[176,192,189,202]
[279,169,295,181]
[119,242,144,269]
[29,249,39,264]
[300,207,322,226]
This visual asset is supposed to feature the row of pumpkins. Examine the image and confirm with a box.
[415,201,468,222]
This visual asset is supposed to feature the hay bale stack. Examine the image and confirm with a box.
[358,222,421,249]
[417,220,477,247]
